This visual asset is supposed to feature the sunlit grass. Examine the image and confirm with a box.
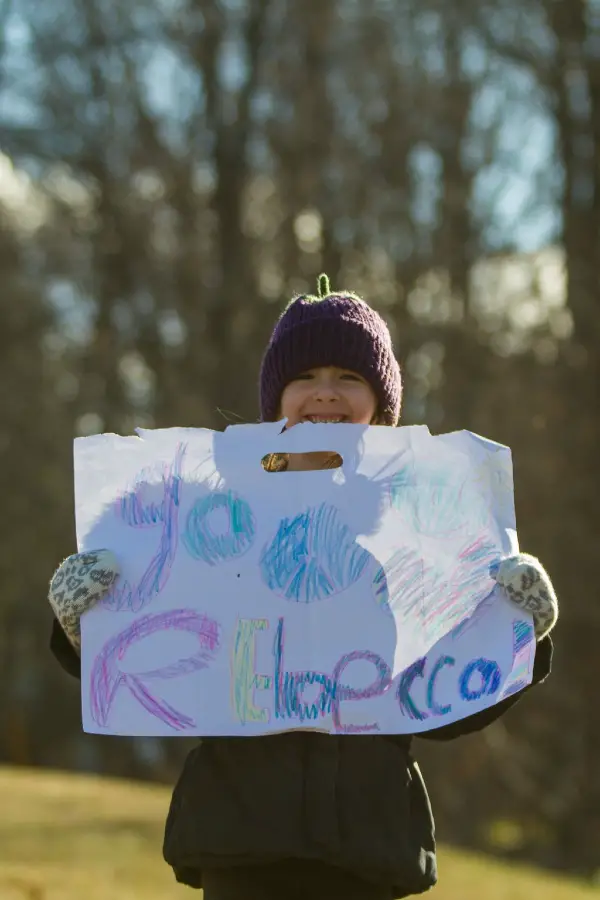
[0,767,593,899]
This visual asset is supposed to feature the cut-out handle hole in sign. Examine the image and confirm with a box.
[261,452,343,473]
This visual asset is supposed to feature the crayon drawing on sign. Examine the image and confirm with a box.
[390,466,468,537]
[183,491,256,565]
[103,443,186,612]
[260,503,371,602]
[75,424,533,737]
[498,620,535,700]
[373,535,497,647]
[90,608,221,731]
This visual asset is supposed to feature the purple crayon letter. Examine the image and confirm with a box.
[90,609,221,731]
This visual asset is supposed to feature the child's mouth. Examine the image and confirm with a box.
[303,415,347,423]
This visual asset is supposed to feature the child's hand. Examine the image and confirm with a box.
[491,553,558,640]
[48,550,120,653]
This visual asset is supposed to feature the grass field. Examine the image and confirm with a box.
[0,766,593,900]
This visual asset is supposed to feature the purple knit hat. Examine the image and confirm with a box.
[259,274,402,425]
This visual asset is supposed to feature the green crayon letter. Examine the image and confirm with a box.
[232,619,272,724]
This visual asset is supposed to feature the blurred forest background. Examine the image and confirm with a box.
[0,0,598,883]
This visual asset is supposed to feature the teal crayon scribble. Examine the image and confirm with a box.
[183,490,256,565]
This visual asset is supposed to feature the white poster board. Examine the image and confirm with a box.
[76,423,536,737]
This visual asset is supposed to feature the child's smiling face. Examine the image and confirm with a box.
[279,366,378,429]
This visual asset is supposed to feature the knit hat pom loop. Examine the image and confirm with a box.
[317,273,331,298]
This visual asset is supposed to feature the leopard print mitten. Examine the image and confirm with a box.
[48,550,120,653]
[492,553,558,640]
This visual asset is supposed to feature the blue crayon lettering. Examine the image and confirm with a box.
[499,620,535,698]
[427,655,455,716]
[260,503,370,603]
[273,617,285,718]
[397,657,428,721]
[183,491,255,565]
[513,619,534,653]
[282,670,336,721]
[273,618,335,721]
[459,658,501,701]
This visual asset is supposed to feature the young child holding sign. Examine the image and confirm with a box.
[48,275,558,900]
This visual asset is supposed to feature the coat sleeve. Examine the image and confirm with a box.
[416,634,553,742]
[50,617,82,680]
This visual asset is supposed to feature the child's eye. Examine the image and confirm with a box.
[293,372,315,381]
[340,372,364,382]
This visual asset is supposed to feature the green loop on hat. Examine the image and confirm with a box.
[317,273,331,298]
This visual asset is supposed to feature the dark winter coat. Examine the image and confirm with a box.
[50,617,552,899]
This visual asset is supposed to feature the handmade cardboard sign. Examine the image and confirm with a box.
[76,422,535,737]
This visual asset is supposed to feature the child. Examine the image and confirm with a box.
[48,275,558,900]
